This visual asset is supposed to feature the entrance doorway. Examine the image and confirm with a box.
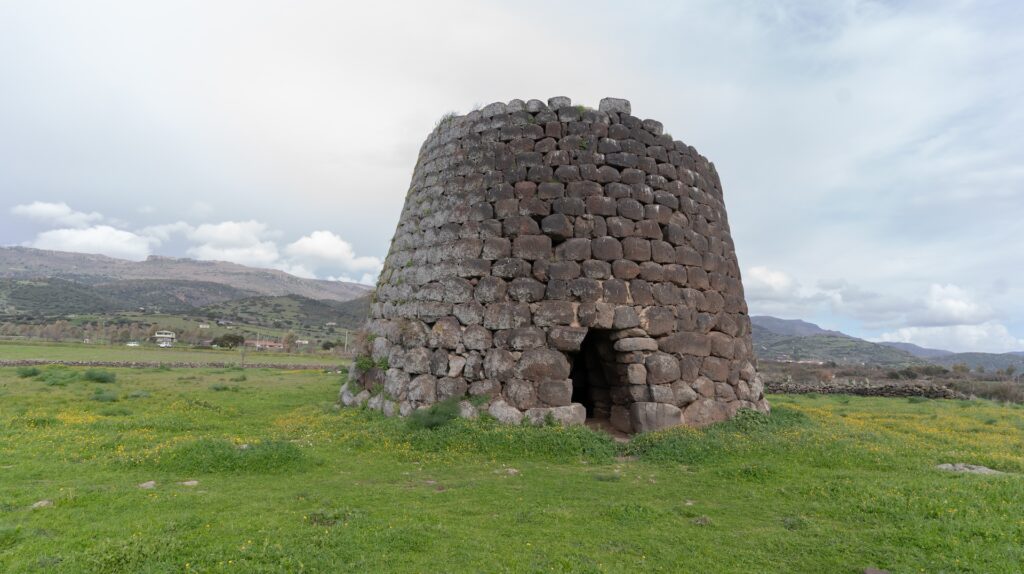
[568,329,618,421]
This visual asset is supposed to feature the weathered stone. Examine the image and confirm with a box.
[612,306,641,329]
[630,402,683,433]
[508,327,546,350]
[624,363,647,385]
[614,337,658,352]
[405,347,431,374]
[437,377,468,401]
[599,97,631,115]
[516,348,571,381]
[700,356,730,382]
[429,317,462,349]
[484,349,517,380]
[645,353,681,385]
[548,326,588,351]
[508,277,546,302]
[540,214,573,240]
[524,403,587,426]
[483,302,531,329]
[682,399,731,427]
[408,374,437,403]
[537,379,573,406]
[505,379,537,410]
[533,300,575,326]
[488,399,524,424]
[555,238,591,261]
[512,235,552,260]
[672,381,700,406]
[591,236,623,260]
[463,325,493,350]
[658,332,711,356]
[622,237,652,261]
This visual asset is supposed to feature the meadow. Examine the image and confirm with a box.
[1,366,1022,573]
[0,341,341,367]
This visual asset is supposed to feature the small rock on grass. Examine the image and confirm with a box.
[863,569,891,574]
[179,480,199,487]
[31,499,53,509]
[138,481,157,489]
[936,463,1004,475]
[692,516,712,526]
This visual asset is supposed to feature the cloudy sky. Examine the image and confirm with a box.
[1,1,1022,352]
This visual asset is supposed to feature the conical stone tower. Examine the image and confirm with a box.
[341,97,767,433]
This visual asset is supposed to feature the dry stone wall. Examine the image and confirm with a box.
[341,97,767,432]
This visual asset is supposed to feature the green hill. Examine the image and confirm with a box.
[0,278,123,317]
[753,333,922,366]
[200,294,369,331]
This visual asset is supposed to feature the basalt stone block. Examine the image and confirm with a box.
[658,332,711,356]
[512,235,552,260]
[516,348,571,381]
[630,402,682,433]
[349,97,762,432]
[548,326,588,351]
[599,97,631,115]
[614,337,658,352]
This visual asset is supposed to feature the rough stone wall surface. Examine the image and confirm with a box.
[341,97,767,432]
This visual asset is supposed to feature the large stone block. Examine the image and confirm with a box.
[516,348,571,381]
[645,352,681,385]
[629,402,683,433]
[658,332,711,356]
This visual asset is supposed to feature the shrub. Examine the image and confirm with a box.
[948,380,1024,403]
[354,355,375,373]
[83,369,116,384]
[210,383,240,392]
[408,398,460,430]
[91,389,119,402]
[15,366,41,378]
[99,406,132,417]
[127,390,151,399]
[30,367,78,387]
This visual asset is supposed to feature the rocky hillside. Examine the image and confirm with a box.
[751,316,921,366]
[0,246,370,302]
[752,316,1024,371]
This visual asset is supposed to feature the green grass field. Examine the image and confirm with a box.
[0,341,343,367]
[1,366,1022,573]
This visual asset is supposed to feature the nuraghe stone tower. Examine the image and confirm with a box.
[341,97,767,433]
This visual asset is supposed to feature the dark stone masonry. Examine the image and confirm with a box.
[340,97,768,432]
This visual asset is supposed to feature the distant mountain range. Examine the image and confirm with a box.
[0,246,369,303]
[877,341,954,359]
[751,315,1024,371]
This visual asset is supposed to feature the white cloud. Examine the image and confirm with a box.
[184,220,280,267]
[187,220,272,247]
[138,221,193,243]
[11,201,102,228]
[181,221,379,283]
[909,284,993,327]
[187,242,280,268]
[329,274,378,287]
[879,322,1024,354]
[285,230,383,273]
[27,225,156,260]
[746,266,796,298]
